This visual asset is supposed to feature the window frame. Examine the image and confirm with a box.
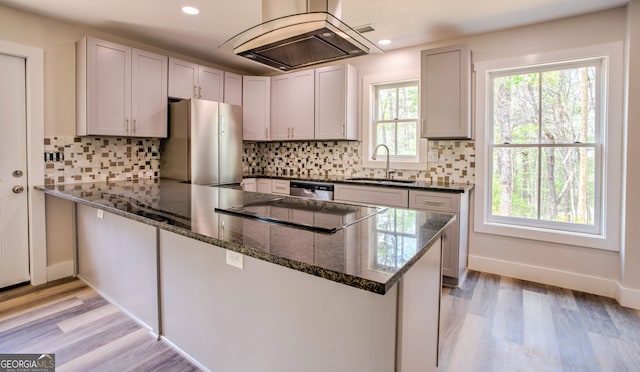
[362,71,428,171]
[473,42,624,251]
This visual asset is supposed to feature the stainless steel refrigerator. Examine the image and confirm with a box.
[160,99,242,185]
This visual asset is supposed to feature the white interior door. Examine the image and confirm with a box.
[0,53,30,288]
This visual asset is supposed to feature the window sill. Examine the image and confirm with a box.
[474,219,618,252]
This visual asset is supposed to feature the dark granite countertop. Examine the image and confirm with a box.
[243,173,474,193]
[37,179,455,295]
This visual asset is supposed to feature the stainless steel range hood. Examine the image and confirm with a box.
[221,0,382,72]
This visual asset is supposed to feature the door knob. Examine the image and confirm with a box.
[12,185,25,194]
[13,170,23,177]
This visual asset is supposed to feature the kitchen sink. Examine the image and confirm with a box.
[345,177,417,184]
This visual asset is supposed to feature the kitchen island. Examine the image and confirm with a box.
[38,179,455,372]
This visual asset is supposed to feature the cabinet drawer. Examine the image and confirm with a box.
[334,184,408,208]
[409,190,459,212]
[272,180,290,195]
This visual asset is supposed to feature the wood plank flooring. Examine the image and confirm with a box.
[437,271,640,371]
[1,272,639,371]
[0,278,198,371]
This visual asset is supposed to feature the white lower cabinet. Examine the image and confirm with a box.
[409,190,470,286]
[76,204,159,333]
[241,178,257,192]
[271,179,290,195]
[334,184,409,208]
[257,178,272,193]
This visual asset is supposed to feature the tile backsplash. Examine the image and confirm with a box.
[43,137,474,186]
[43,136,159,185]
[243,140,475,184]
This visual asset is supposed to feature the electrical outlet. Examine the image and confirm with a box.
[226,250,244,269]
[96,209,104,219]
[427,150,439,163]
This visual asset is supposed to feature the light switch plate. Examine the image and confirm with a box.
[427,150,439,163]
[226,250,244,269]
[96,209,104,219]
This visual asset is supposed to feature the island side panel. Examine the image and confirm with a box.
[396,237,442,372]
[159,229,397,372]
[76,204,159,334]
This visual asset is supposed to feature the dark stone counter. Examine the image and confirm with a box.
[37,179,455,294]
[243,173,475,193]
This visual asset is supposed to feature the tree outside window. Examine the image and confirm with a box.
[373,81,419,160]
[489,60,602,233]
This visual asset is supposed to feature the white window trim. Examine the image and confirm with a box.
[361,70,428,171]
[474,42,624,251]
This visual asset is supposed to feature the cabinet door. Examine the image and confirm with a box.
[224,72,242,106]
[420,44,472,139]
[242,76,270,141]
[242,178,257,192]
[87,37,131,136]
[290,70,315,140]
[270,74,291,140]
[199,66,224,102]
[271,180,290,195]
[168,57,198,99]
[131,49,168,137]
[257,179,272,193]
[315,64,357,140]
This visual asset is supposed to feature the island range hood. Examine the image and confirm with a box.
[221,0,382,72]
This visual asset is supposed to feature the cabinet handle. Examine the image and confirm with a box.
[422,200,445,206]
[124,119,128,131]
[199,86,202,98]
[291,127,294,138]
[341,122,345,135]
[194,86,198,98]
[133,119,137,134]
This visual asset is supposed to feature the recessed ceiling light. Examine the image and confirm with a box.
[378,39,391,46]
[181,6,200,15]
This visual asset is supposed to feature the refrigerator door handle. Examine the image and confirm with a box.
[221,115,225,136]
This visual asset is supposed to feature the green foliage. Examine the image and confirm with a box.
[491,64,597,227]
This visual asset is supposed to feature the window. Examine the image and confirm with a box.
[489,61,601,234]
[362,71,427,171]
[474,43,624,251]
[373,81,419,161]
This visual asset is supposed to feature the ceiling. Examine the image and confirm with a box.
[0,0,628,74]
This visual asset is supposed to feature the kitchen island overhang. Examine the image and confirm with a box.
[38,179,455,371]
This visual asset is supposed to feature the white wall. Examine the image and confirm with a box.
[622,0,640,305]
[346,7,636,305]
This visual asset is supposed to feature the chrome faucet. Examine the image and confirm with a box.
[372,144,394,180]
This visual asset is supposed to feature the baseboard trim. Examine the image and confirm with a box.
[46,261,74,281]
[617,284,640,309]
[468,255,621,301]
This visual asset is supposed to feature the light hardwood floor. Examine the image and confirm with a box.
[1,272,639,371]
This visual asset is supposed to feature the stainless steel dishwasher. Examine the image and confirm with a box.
[289,181,334,200]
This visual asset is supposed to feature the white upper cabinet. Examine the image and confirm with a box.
[77,36,167,137]
[420,44,472,139]
[131,49,169,137]
[224,72,242,106]
[315,64,358,140]
[243,76,271,141]
[271,70,315,141]
[168,57,223,101]
[168,58,198,100]
[198,65,223,101]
